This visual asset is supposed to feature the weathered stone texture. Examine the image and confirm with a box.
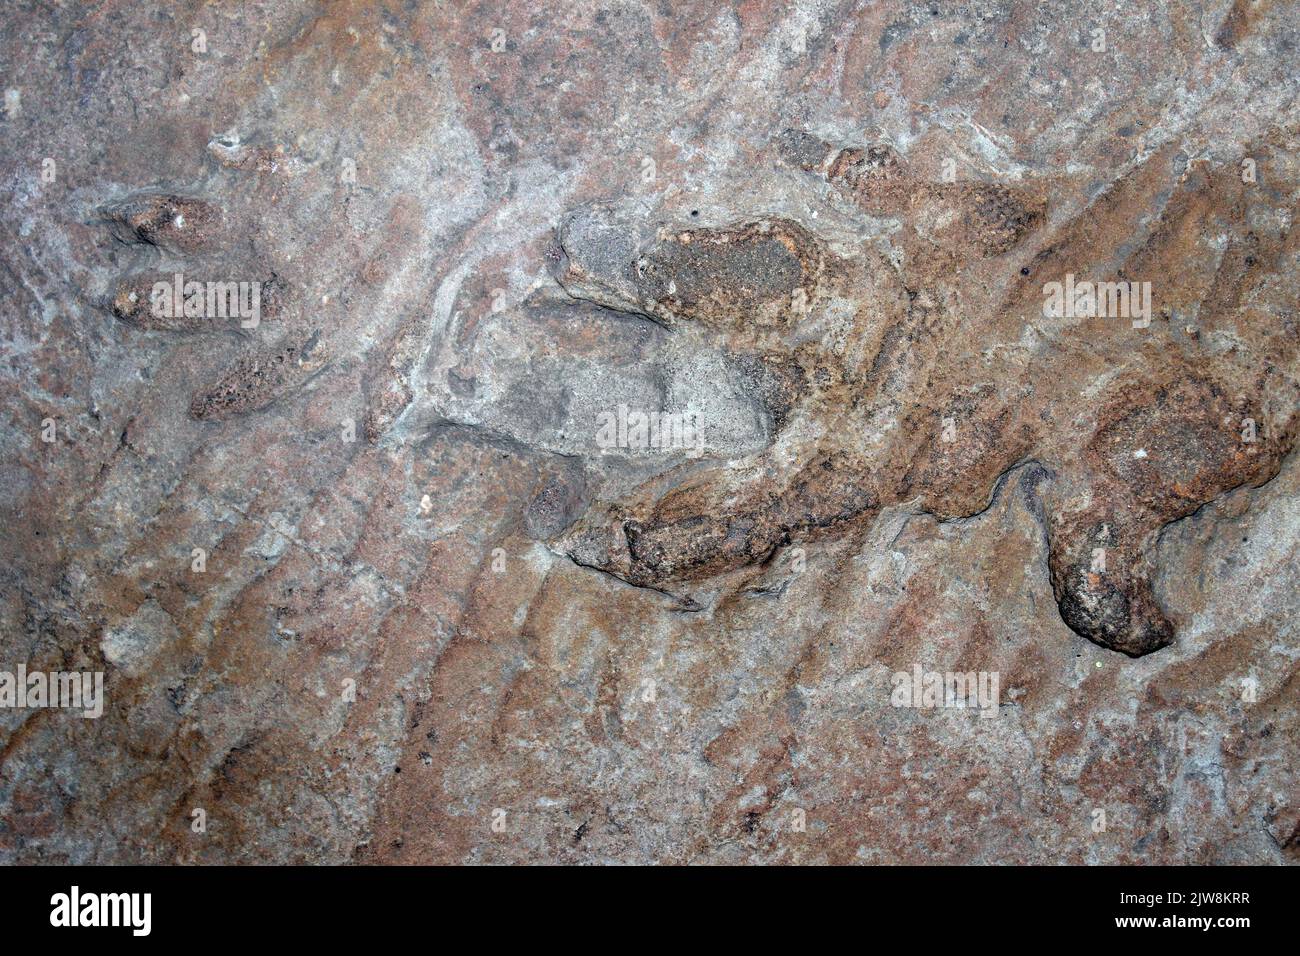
[0,0,1296,864]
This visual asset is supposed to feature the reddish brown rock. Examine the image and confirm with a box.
[1,0,1296,867]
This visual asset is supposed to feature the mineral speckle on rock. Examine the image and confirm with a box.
[1,0,1297,865]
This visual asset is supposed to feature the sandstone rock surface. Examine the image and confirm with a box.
[1,0,1297,864]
